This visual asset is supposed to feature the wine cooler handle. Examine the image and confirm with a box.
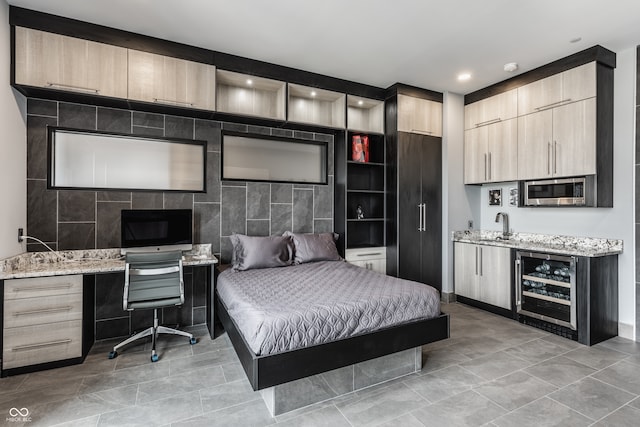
[515,259,522,308]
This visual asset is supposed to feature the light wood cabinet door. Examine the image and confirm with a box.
[464,89,517,130]
[464,118,517,184]
[128,50,215,110]
[562,62,596,104]
[517,110,553,180]
[479,245,511,310]
[397,94,442,137]
[463,127,487,184]
[454,242,479,300]
[553,98,597,177]
[15,27,128,98]
[517,73,562,116]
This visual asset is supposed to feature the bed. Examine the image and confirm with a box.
[214,233,450,401]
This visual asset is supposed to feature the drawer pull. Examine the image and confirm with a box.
[153,98,194,107]
[14,306,73,316]
[12,339,73,351]
[356,253,383,257]
[14,284,73,292]
[46,82,99,94]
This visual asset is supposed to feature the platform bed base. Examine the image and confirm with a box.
[215,295,450,393]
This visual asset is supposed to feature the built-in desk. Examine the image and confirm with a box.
[0,245,218,377]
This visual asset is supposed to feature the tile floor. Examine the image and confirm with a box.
[1,302,640,426]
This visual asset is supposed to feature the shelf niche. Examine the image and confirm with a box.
[288,84,345,128]
[216,70,286,120]
[347,95,384,134]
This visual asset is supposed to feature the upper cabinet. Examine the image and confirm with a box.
[216,70,285,120]
[287,84,346,128]
[517,62,596,116]
[14,27,128,98]
[464,118,517,184]
[464,89,517,130]
[397,94,442,137]
[347,95,384,134]
[127,50,216,110]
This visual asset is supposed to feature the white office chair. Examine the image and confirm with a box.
[108,251,196,362]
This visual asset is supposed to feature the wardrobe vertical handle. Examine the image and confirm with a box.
[417,204,423,232]
[422,203,427,231]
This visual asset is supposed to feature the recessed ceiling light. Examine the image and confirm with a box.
[504,62,518,72]
[457,73,471,81]
[357,100,364,106]
[310,91,317,97]
[570,37,582,43]
[246,79,253,85]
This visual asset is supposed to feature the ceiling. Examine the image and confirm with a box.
[7,0,640,94]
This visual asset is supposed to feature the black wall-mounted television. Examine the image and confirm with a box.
[120,209,193,254]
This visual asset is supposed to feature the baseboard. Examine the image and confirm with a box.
[618,322,634,340]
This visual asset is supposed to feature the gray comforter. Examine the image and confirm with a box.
[217,260,441,356]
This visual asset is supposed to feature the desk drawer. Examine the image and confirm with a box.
[4,293,83,328]
[3,320,82,369]
[4,275,83,300]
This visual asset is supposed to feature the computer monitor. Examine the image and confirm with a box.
[120,209,193,254]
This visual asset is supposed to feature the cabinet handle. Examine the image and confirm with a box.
[12,339,73,351]
[475,247,479,275]
[153,98,195,107]
[534,98,572,111]
[46,82,100,94]
[14,284,73,292]
[488,152,492,181]
[357,253,382,257]
[474,117,501,127]
[547,142,551,175]
[553,141,558,174]
[14,306,73,316]
[479,247,483,276]
[410,129,433,135]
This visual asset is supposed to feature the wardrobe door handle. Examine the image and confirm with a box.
[422,203,427,231]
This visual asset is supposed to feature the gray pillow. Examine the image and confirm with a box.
[229,234,294,271]
[284,231,342,264]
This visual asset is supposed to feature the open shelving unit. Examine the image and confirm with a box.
[347,95,384,134]
[288,83,346,128]
[216,69,286,120]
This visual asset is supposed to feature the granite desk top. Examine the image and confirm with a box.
[452,230,623,257]
[0,244,218,280]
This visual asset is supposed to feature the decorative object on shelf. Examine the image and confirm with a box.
[351,134,369,162]
[489,189,502,206]
[509,187,518,206]
[356,204,365,219]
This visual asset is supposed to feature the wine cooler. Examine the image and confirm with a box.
[515,251,577,331]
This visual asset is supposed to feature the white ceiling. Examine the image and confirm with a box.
[7,0,640,94]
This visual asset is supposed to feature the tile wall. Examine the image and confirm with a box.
[25,98,335,339]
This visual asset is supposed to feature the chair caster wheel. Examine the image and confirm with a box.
[108,351,118,359]
[190,337,197,345]
[151,354,159,362]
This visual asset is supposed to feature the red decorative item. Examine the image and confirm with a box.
[351,135,369,163]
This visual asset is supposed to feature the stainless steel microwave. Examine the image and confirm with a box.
[522,176,595,207]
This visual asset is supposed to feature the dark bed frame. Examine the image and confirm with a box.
[215,293,450,391]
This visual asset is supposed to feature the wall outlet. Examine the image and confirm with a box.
[467,220,473,229]
[18,228,24,243]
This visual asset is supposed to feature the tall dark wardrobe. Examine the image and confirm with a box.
[386,86,443,292]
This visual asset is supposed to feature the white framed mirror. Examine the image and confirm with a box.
[48,127,206,192]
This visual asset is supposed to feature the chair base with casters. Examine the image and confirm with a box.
[107,250,197,362]
[107,307,197,362]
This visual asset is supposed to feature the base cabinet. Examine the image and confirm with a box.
[454,242,512,311]
[345,247,386,274]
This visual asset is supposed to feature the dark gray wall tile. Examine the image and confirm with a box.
[194,203,220,251]
[165,116,194,139]
[271,128,293,138]
[131,309,154,333]
[27,115,56,179]
[247,220,270,236]
[271,183,293,203]
[220,236,233,264]
[314,219,333,234]
[97,201,130,249]
[27,179,57,242]
[163,193,194,209]
[95,273,126,320]
[314,133,333,142]
[132,125,164,137]
[97,107,131,133]
[133,111,164,128]
[247,182,270,219]
[271,204,292,236]
[27,98,57,116]
[221,186,247,235]
[247,125,270,135]
[97,191,132,202]
[192,267,207,307]
[293,189,314,233]
[195,120,221,151]
[58,222,95,250]
[314,176,333,219]
[58,103,97,128]
[132,192,163,209]
[96,318,129,340]
[195,152,220,203]
[222,122,247,132]
[193,307,206,325]
[59,190,96,221]
[27,242,57,252]
[294,130,314,140]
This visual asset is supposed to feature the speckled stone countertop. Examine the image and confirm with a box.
[452,230,623,257]
[0,244,218,280]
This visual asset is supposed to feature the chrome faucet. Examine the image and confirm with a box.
[495,212,511,239]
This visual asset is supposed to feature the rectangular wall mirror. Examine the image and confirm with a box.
[222,132,327,184]
[49,127,206,192]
